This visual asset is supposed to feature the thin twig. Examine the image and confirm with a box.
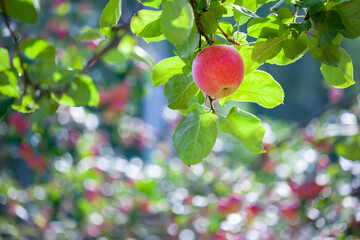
[218,26,240,46]
[0,0,32,95]
[82,22,130,72]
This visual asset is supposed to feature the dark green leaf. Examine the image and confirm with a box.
[1,0,37,24]
[164,74,199,110]
[218,108,265,153]
[160,0,194,45]
[152,57,186,86]
[130,9,165,43]
[335,0,360,39]
[296,0,326,15]
[195,0,207,11]
[308,36,341,66]
[200,11,218,35]
[312,10,344,47]
[220,70,284,108]
[335,135,360,161]
[99,0,122,36]
[173,110,217,166]
[320,48,354,88]
[0,96,15,121]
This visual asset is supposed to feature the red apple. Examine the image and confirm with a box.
[192,45,245,98]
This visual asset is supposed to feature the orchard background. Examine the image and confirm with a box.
[0,0,360,239]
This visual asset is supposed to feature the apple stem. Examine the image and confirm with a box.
[207,95,217,114]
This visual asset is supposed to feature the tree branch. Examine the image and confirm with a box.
[218,26,240,46]
[82,23,131,72]
[189,0,214,46]
[0,0,32,95]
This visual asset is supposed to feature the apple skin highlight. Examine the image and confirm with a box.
[192,45,245,99]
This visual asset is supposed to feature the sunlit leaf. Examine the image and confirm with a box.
[160,0,194,45]
[320,48,354,88]
[218,108,265,153]
[99,0,122,36]
[131,9,165,43]
[220,70,284,108]
[152,57,186,87]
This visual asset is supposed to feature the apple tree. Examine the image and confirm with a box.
[0,0,359,166]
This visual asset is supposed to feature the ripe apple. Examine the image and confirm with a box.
[192,45,245,98]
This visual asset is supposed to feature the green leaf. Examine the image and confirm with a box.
[218,108,265,153]
[335,135,360,161]
[160,0,194,45]
[0,48,10,71]
[175,26,200,60]
[130,9,165,43]
[220,70,284,108]
[0,70,20,98]
[235,45,262,74]
[312,10,344,47]
[1,0,37,24]
[99,0,122,36]
[76,27,102,42]
[277,8,294,24]
[137,0,161,9]
[296,0,326,15]
[164,74,199,109]
[152,57,186,86]
[335,0,360,39]
[51,74,99,107]
[173,110,217,166]
[252,37,286,63]
[267,32,308,65]
[195,0,207,11]
[247,18,282,38]
[31,98,59,131]
[308,36,341,66]
[0,96,15,121]
[14,39,56,84]
[12,95,38,113]
[320,48,354,88]
[18,38,51,59]
[200,11,218,35]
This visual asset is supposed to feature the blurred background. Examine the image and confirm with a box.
[0,0,360,239]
